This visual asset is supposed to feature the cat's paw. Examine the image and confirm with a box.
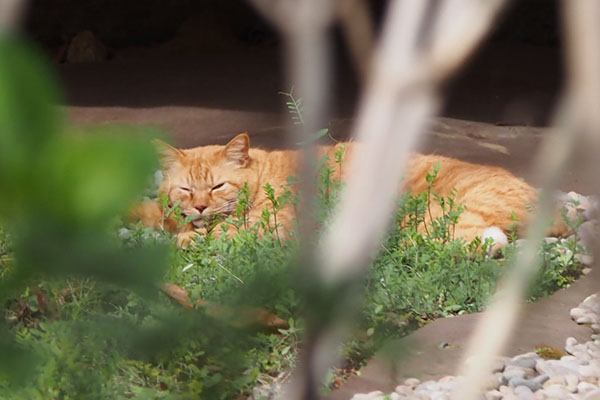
[176,231,200,248]
[483,226,508,254]
[208,224,236,239]
[127,201,163,228]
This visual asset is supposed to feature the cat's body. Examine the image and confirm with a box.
[134,133,567,248]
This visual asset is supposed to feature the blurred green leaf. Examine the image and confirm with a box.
[42,130,159,227]
[0,38,61,212]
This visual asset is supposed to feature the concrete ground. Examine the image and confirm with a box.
[55,42,597,399]
[326,267,600,400]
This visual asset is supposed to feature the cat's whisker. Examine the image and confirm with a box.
[215,200,238,214]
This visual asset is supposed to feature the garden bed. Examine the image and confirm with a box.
[0,169,589,399]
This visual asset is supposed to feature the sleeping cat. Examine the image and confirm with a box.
[133,133,568,248]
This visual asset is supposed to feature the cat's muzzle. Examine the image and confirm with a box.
[191,218,208,228]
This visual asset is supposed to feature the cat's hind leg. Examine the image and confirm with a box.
[128,201,179,233]
[453,211,508,253]
[482,226,509,253]
[453,224,508,254]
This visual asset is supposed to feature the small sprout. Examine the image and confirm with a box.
[535,345,565,360]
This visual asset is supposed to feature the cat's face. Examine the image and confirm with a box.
[156,134,253,227]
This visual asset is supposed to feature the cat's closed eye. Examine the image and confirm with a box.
[211,182,226,191]
[179,186,193,193]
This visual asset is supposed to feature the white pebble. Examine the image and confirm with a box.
[430,392,449,400]
[482,374,501,391]
[577,315,599,325]
[438,380,456,392]
[575,351,593,361]
[537,359,581,378]
[578,196,592,211]
[350,391,384,400]
[532,391,545,400]
[583,206,599,221]
[514,385,534,400]
[503,367,526,381]
[583,294,600,310]
[542,384,569,399]
[403,378,420,387]
[508,355,538,370]
[419,380,439,391]
[499,384,512,394]
[484,390,503,400]
[578,221,597,248]
[583,389,600,400]
[579,363,600,379]
[576,253,594,267]
[565,373,579,391]
[578,381,600,393]
[414,388,432,399]
[395,385,413,396]
[589,342,600,352]
[533,374,549,385]
[118,227,131,238]
[491,357,508,373]
[566,337,578,347]
[567,191,580,202]
[543,376,565,388]
[571,307,588,322]
[582,375,599,384]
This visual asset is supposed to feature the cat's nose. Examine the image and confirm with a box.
[195,205,207,214]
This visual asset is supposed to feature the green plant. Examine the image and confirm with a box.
[279,88,304,126]
[0,50,587,399]
[279,87,338,145]
[364,168,501,341]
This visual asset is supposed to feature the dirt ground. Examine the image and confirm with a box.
[326,268,600,399]
[56,41,597,399]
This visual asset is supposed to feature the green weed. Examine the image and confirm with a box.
[0,44,586,399]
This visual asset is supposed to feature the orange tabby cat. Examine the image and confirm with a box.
[133,133,567,248]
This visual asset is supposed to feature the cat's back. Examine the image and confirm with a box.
[251,147,300,184]
[405,153,539,233]
[406,153,536,198]
[255,143,354,180]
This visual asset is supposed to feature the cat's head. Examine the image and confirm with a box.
[155,133,254,227]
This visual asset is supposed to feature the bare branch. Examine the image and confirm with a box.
[0,0,26,34]
[246,1,337,398]
[335,0,375,81]
[248,0,334,35]
[428,0,507,81]
[560,0,600,332]
[247,0,294,32]
[249,0,510,397]
[318,0,509,283]
[454,1,600,398]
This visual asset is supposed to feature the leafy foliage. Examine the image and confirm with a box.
[0,40,585,399]
[278,88,304,126]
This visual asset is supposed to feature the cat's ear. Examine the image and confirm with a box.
[223,133,250,167]
[153,139,184,170]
